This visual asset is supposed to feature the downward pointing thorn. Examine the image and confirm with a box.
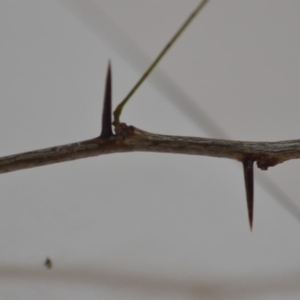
[100,62,113,138]
[243,159,254,230]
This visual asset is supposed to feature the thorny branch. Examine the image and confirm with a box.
[2,123,300,176]
[1,65,300,229]
[2,1,298,229]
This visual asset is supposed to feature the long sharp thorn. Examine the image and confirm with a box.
[243,159,254,230]
[100,62,113,138]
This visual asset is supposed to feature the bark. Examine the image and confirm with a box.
[0,123,299,174]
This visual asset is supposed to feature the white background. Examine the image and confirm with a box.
[0,1,300,299]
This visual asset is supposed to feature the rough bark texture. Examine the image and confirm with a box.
[0,123,300,175]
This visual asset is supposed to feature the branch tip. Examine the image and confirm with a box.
[243,159,254,230]
[100,62,113,139]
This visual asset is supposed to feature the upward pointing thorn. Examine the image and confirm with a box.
[243,159,254,230]
[100,62,113,138]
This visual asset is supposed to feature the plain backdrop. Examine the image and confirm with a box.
[0,1,300,299]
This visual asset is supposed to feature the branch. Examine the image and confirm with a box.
[2,64,300,230]
[1,123,300,175]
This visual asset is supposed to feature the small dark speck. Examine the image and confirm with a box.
[44,257,52,269]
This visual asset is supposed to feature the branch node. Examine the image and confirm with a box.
[256,156,279,170]
[114,122,135,138]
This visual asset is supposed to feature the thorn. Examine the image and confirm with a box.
[243,159,254,230]
[100,62,113,138]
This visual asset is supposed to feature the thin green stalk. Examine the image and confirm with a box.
[113,0,210,124]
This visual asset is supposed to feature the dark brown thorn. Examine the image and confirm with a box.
[100,62,113,138]
[243,159,254,230]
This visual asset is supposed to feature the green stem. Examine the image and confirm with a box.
[113,0,210,124]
